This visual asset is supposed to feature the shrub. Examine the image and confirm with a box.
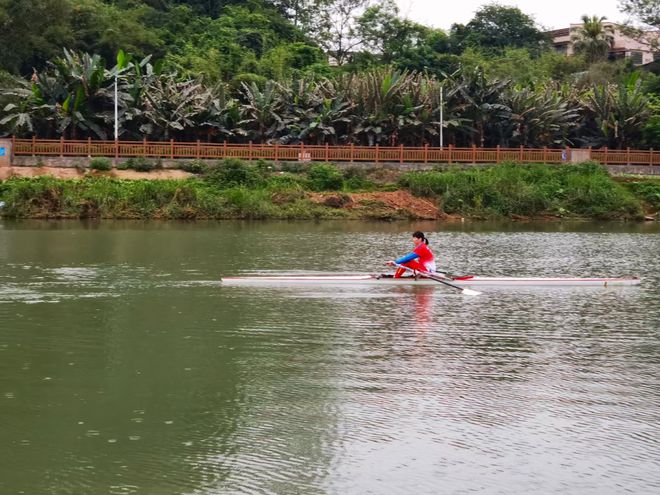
[308,163,343,191]
[280,162,306,174]
[125,157,157,172]
[203,158,263,188]
[89,157,112,171]
[180,160,207,174]
[342,167,375,191]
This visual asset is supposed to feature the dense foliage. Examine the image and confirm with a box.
[0,0,658,149]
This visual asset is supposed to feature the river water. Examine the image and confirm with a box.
[0,220,659,494]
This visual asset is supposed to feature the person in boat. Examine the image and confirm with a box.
[387,231,437,278]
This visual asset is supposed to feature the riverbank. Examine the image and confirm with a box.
[0,161,657,220]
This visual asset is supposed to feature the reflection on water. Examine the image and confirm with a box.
[0,220,658,494]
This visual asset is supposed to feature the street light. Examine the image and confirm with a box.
[114,73,118,141]
[439,85,444,149]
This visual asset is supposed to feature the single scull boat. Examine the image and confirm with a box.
[221,274,641,287]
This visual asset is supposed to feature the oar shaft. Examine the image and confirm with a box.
[392,263,481,295]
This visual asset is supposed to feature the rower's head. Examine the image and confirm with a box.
[412,231,429,245]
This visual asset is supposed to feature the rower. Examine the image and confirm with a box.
[387,231,437,278]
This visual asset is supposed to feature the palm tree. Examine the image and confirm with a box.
[572,15,615,64]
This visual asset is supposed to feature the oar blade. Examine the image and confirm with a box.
[461,287,482,296]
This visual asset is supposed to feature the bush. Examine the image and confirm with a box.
[125,157,158,172]
[89,157,112,171]
[229,73,268,92]
[266,173,306,189]
[342,167,376,191]
[280,162,306,174]
[180,160,207,174]
[203,158,264,188]
[308,163,343,191]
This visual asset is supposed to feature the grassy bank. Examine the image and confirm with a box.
[0,161,390,220]
[400,162,650,220]
[0,160,657,220]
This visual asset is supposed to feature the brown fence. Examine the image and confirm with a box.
[10,137,659,166]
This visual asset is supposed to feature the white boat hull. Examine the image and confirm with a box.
[221,274,641,287]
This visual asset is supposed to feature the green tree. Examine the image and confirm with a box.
[642,94,660,147]
[449,4,547,54]
[619,0,659,28]
[71,0,165,62]
[163,4,302,81]
[258,42,326,80]
[356,0,450,73]
[0,0,73,74]
[618,0,659,51]
[320,0,370,65]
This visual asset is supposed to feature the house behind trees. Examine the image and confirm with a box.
[548,22,659,66]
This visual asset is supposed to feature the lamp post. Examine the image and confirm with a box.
[114,74,118,141]
[439,85,444,149]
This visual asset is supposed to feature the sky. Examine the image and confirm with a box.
[395,0,627,31]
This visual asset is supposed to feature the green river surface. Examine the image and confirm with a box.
[1,220,659,495]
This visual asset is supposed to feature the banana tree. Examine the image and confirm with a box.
[278,78,353,144]
[239,80,285,143]
[451,67,512,147]
[49,49,110,139]
[1,51,109,139]
[105,50,162,139]
[345,69,410,145]
[501,85,581,147]
[581,74,651,148]
[139,75,217,140]
[0,79,42,136]
[197,83,245,141]
[299,97,353,144]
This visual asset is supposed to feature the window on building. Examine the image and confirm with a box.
[629,51,643,65]
[654,52,660,62]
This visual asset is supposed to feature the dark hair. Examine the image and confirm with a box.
[412,230,429,245]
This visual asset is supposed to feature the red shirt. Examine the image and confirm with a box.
[413,242,434,265]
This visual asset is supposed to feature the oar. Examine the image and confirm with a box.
[393,263,481,296]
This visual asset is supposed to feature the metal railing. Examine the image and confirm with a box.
[10,137,659,166]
